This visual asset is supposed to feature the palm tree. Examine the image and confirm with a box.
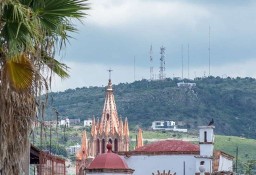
[0,0,89,174]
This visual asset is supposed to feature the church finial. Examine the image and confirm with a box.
[107,69,113,82]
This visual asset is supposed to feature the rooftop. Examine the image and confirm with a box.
[87,144,134,173]
[120,140,200,156]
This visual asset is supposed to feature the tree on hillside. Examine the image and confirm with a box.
[0,0,89,174]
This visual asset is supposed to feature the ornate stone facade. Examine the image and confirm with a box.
[76,79,130,166]
[89,79,130,156]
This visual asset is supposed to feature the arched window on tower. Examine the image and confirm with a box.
[96,139,100,155]
[107,114,110,121]
[204,131,207,142]
[114,139,118,152]
[102,139,105,153]
[108,138,112,144]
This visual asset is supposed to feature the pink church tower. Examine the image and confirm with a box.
[89,73,130,157]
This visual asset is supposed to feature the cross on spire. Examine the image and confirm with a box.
[107,69,113,80]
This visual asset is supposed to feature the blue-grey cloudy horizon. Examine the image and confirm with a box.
[52,0,256,92]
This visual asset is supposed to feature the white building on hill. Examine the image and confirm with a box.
[66,144,81,155]
[60,118,70,127]
[84,119,92,127]
[151,120,188,132]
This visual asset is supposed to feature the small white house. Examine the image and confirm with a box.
[151,120,175,130]
[84,119,92,127]
[60,118,70,127]
[151,121,188,132]
[177,82,196,88]
[66,144,81,155]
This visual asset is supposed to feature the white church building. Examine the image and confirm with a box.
[118,125,233,175]
[82,125,233,175]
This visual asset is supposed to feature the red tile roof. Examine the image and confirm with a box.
[133,140,199,154]
[88,144,131,170]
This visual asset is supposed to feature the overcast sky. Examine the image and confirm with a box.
[52,0,256,92]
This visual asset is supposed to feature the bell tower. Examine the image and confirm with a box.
[195,125,215,174]
[89,71,130,157]
[199,125,214,157]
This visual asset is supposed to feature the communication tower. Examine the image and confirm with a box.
[181,45,184,79]
[159,46,166,80]
[150,45,154,80]
[208,25,211,76]
[188,44,190,79]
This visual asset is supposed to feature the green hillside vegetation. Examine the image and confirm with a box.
[45,77,256,138]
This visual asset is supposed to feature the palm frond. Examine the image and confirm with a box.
[1,1,41,54]
[33,0,89,47]
[41,53,70,79]
[3,53,34,90]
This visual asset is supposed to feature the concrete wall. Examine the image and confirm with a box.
[123,155,197,175]
[200,144,214,157]
[218,155,233,172]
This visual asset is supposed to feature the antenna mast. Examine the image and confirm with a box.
[134,56,136,81]
[188,44,190,79]
[159,46,166,80]
[181,45,183,79]
[150,45,154,80]
[208,25,211,76]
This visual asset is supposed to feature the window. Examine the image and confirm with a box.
[102,139,105,153]
[107,114,110,121]
[204,131,207,142]
[108,138,112,144]
[114,139,118,152]
[155,122,161,125]
[96,139,100,155]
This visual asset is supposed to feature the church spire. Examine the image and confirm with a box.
[100,71,119,136]
[136,128,143,148]
[76,130,88,160]
[124,117,129,137]
[91,117,97,137]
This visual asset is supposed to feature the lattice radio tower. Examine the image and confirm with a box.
[159,46,166,80]
[208,25,211,76]
[150,45,154,80]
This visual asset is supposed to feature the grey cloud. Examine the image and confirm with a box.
[62,0,256,71]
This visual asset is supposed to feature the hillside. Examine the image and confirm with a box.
[45,77,256,138]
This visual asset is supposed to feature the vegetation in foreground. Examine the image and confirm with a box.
[0,0,88,174]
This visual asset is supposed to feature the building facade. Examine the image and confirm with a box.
[76,79,130,174]
[119,126,233,175]
[89,79,130,157]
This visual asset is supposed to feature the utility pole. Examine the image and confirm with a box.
[50,125,52,154]
[236,146,238,173]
